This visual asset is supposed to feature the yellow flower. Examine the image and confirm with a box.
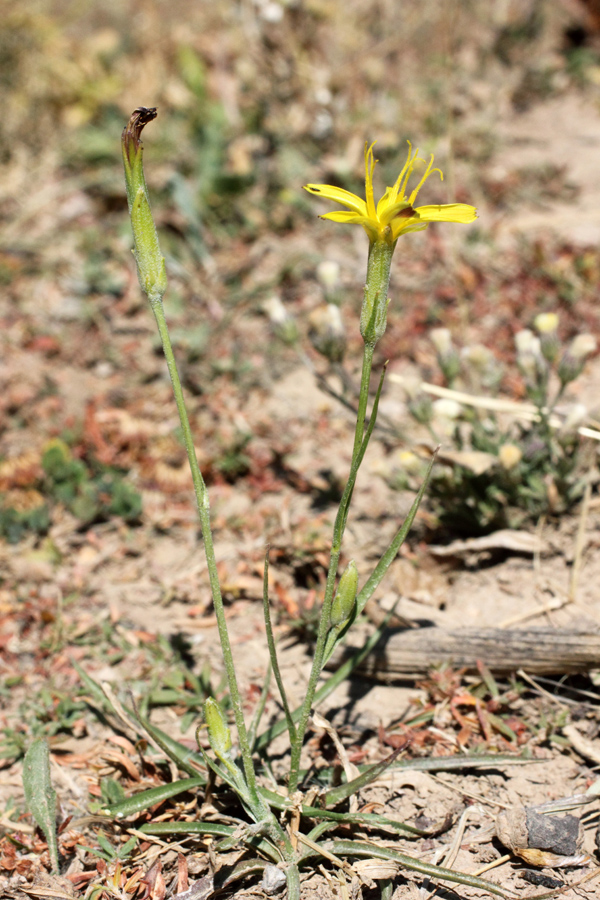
[304,142,477,243]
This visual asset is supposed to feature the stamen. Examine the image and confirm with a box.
[389,140,413,204]
[400,148,424,200]
[364,142,377,219]
[409,155,443,205]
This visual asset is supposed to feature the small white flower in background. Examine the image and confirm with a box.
[429,327,453,357]
[260,1,284,22]
[558,333,597,385]
[316,259,341,293]
[515,329,544,380]
[498,444,522,469]
[569,333,597,360]
[534,312,559,334]
[263,295,298,343]
[308,303,346,362]
[263,295,287,324]
[430,327,460,383]
[432,398,462,420]
[514,329,541,357]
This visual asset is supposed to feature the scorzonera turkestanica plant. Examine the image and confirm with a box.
[116,108,512,899]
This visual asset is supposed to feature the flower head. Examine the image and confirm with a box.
[304,142,477,244]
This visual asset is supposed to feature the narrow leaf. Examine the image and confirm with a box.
[104,777,205,819]
[133,711,207,779]
[329,840,513,898]
[323,748,403,807]
[139,821,234,837]
[299,805,424,837]
[23,738,59,873]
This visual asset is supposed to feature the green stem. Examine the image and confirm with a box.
[262,553,297,743]
[149,297,258,802]
[352,342,375,458]
[287,239,394,793]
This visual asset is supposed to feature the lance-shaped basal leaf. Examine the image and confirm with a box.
[23,738,59,873]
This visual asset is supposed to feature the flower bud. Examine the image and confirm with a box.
[330,560,358,627]
[204,698,232,762]
[122,108,167,303]
[308,303,346,363]
[461,343,493,371]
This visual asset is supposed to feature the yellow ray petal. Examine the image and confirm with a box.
[414,203,478,223]
[303,184,367,216]
[320,210,365,224]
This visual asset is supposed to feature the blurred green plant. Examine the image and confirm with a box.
[0,438,142,543]
[1,684,87,765]
[392,315,597,536]
[80,831,138,866]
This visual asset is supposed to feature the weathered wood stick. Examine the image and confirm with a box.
[331,627,600,680]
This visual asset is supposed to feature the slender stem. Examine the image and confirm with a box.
[149,297,258,801]
[261,552,297,743]
[287,240,394,793]
[287,341,373,791]
[352,342,375,458]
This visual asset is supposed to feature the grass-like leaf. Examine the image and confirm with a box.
[22,738,60,874]
[133,710,207,778]
[102,776,205,819]
[139,821,235,838]
[139,821,281,863]
[324,839,514,899]
[321,747,402,807]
